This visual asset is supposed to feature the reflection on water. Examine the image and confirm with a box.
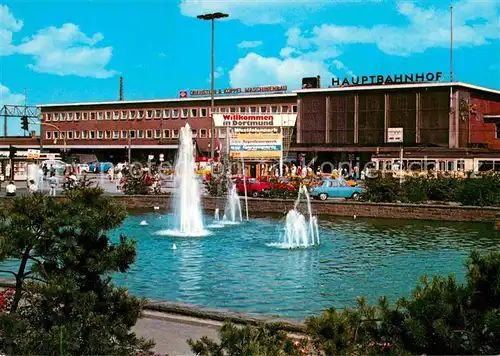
[1,212,498,319]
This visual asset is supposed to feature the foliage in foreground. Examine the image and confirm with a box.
[0,188,154,356]
[362,173,500,206]
[189,251,500,355]
[188,322,308,356]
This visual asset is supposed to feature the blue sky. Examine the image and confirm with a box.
[1,0,499,135]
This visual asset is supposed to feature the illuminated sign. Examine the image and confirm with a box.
[332,72,443,87]
[213,114,297,128]
[189,85,287,96]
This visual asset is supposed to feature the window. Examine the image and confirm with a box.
[138,110,144,119]
[200,128,207,138]
[130,110,136,119]
[154,109,161,119]
[281,105,289,113]
[53,113,59,121]
[172,129,179,138]
[230,107,236,113]
[191,108,198,117]
[105,111,111,120]
[90,112,96,120]
[121,130,127,138]
[191,129,197,137]
[89,131,96,139]
[98,112,103,120]
[181,109,188,118]
[46,113,52,121]
[218,129,226,138]
[46,131,52,139]
[97,131,103,139]
[81,130,87,139]
[105,130,111,139]
[154,129,161,138]
[163,109,170,119]
[172,109,179,118]
[137,130,144,139]
[496,122,500,139]
[113,130,119,139]
[200,108,207,117]
[67,131,73,139]
[146,110,153,119]
[163,129,170,138]
[67,112,73,121]
[74,131,80,139]
[83,112,88,120]
[146,130,153,138]
[129,130,136,139]
[250,106,257,113]
[271,105,278,113]
[75,112,81,121]
[292,105,298,113]
[113,111,119,120]
[220,107,227,113]
[53,131,59,139]
[121,111,127,120]
[239,107,246,113]
[260,106,267,113]
[60,113,66,121]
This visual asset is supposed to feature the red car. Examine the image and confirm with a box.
[234,178,271,198]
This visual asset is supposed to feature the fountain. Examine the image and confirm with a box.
[222,181,242,223]
[159,123,207,236]
[268,185,320,248]
[214,208,220,221]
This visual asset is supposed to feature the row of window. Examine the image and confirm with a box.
[45,105,298,122]
[44,127,228,141]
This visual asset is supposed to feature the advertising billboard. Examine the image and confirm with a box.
[229,131,281,160]
[213,114,296,128]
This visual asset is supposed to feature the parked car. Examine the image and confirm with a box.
[234,178,271,198]
[77,163,90,173]
[40,160,67,172]
[310,179,365,201]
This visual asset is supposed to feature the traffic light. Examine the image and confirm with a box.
[21,116,29,131]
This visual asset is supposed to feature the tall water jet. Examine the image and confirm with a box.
[269,185,319,248]
[240,155,249,221]
[171,123,206,236]
[222,181,242,223]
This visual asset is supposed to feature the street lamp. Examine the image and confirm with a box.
[197,12,229,160]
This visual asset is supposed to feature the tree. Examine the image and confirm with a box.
[188,322,307,356]
[0,188,154,355]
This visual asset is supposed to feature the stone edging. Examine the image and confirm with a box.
[0,278,305,333]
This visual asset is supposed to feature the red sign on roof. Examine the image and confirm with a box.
[179,90,188,98]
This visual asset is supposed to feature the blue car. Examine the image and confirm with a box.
[310,179,365,201]
[88,162,113,173]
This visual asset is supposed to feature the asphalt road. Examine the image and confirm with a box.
[133,311,221,356]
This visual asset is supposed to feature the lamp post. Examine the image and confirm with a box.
[197,12,228,160]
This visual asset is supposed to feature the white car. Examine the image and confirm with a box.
[77,163,90,173]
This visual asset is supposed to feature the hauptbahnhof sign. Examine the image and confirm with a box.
[332,72,443,86]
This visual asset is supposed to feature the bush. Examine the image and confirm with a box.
[362,173,500,206]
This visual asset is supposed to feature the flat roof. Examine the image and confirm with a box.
[293,81,500,95]
[37,93,297,108]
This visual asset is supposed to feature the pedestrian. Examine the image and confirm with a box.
[48,172,58,196]
[28,179,37,194]
[5,181,16,197]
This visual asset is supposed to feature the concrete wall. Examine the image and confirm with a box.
[0,195,498,222]
[118,195,500,223]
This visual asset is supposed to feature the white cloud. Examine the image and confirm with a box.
[0,5,23,55]
[207,66,225,83]
[295,0,500,56]
[237,40,262,49]
[228,0,498,89]
[1,6,116,78]
[0,83,25,106]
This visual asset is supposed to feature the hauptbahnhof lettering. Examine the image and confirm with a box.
[333,72,443,86]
